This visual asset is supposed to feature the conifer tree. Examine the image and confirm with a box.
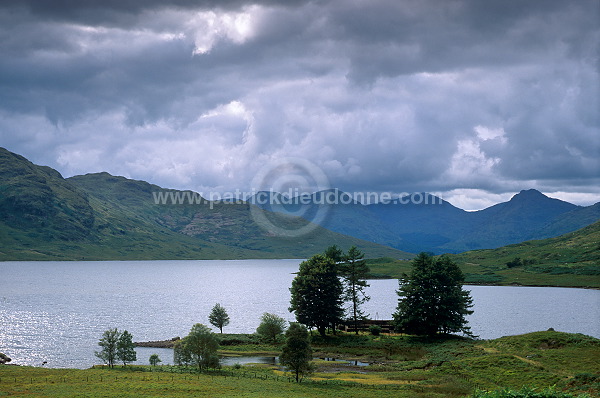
[338,246,370,334]
[289,254,344,336]
[393,253,474,337]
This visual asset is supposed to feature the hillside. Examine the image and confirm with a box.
[365,221,600,288]
[0,148,409,261]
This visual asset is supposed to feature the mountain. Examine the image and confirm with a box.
[0,149,94,241]
[253,188,598,254]
[0,148,410,261]
[440,189,582,252]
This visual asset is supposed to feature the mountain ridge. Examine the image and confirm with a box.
[1,147,598,258]
[0,148,409,261]
[253,187,597,254]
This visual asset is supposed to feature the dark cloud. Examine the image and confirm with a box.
[0,0,598,209]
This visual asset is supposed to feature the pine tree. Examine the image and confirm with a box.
[289,254,344,337]
[338,246,370,334]
[393,253,474,337]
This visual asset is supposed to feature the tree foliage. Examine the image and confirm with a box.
[177,323,220,370]
[323,244,343,263]
[289,253,344,337]
[116,330,137,366]
[256,313,287,343]
[149,353,161,366]
[94,328,120,368]
[393,253,474,337]
[279,323,313,382]
[208,303,230,334]
[338,246,370,334]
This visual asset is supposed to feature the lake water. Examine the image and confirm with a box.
[0,260,598,369]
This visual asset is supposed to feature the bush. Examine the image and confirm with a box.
[369,325,382,336]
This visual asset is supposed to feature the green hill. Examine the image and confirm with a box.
[452,220,600,288]
[366,221,600,288]
[0,148,409,261]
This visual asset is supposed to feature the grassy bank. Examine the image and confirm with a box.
[2,331,598,397]
[366,257,600,289]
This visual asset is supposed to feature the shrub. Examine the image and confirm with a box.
[369,325,382,336]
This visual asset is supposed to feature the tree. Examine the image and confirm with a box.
[280,323,313,382]
[0,352,11,364]
[393,253,474,337]
[289,254,344,337]
[94,328,120,368]
[149,353,161,366]
[323,245,343,263]
[208,303,230,334]
[180,323,220,370]
[338,246,371,334]
[116,330,137,366]
[256,313,287,343]
[173,339,192,366]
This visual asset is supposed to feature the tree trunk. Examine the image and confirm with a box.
[317,326,326,337]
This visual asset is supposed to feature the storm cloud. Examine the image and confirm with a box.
[0,0,598,209]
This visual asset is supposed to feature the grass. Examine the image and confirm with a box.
[2,331,597,397]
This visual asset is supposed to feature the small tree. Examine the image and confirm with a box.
[339,246,371,334]
[116,330,137,366]
[393,253,474,337]
[182,323,220,370]
[94,328,120,368]
[173,339,192,366]
[280,323,313,382]
[149,353,161,366]
[0,352,11,364]
[289,254,344,337]
[256,313,287,344]
[208,303,230,334]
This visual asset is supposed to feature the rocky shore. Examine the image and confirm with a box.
[134,337,179,348]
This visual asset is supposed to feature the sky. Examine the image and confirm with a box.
[0,0,598,210]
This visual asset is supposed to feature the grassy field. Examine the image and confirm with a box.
[1,331,598,397]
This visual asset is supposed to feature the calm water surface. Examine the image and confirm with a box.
[0,260,598,368]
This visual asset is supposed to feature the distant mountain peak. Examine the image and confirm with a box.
[511,189,548,201]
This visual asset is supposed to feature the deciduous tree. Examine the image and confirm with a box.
[94,328,120,368]
[256,313,287,343]
[149,353,161,366]
[208,303,230,334]
[180,323,220,370]
[116,330,137,366]
[280,323,313,382]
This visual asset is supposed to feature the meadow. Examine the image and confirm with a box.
[1,330,598,397]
